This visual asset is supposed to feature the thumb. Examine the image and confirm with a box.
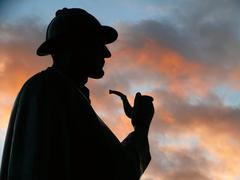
[134,92,141,106]
[136,92,141,97]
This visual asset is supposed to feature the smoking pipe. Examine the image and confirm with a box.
[109,90,133,118]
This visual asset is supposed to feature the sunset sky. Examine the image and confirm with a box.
[1,0,240,179]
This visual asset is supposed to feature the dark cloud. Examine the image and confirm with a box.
[147,88,240,143]
[140,88,240,179]
[117,0,240,67]
[0,0,27,20]
[142,134,212,180]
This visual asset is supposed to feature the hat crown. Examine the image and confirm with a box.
[46,8,102,41]
[36,8,118,56]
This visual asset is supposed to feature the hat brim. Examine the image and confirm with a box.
[36,25,118,56]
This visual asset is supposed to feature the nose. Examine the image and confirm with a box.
[103,46,111,58]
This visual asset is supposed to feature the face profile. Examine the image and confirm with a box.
[66,40,112,79]
[36,8,117,81]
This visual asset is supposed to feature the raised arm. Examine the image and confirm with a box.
[110,90,154,177]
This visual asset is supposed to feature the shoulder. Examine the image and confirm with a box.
[21,70,46,92]
[16,67,89,109]
[18,67,86,104]
[19,67,63,95]
[14,68,59,105]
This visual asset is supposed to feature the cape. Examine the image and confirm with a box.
[0,67,151,180]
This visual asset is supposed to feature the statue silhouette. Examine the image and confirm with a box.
[0,8,154,180]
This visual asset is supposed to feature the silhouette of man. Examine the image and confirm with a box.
[0,8,154,180]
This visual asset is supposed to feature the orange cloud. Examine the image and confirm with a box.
[1,16,240,180]
[113,38,218,99]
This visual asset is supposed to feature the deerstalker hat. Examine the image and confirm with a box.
[36,8,118,56]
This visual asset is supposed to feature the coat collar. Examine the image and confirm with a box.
[47,66,91,103]
[78,85,90,103]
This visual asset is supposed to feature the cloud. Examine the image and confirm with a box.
[89,1,240,178]
[1,1,240,179]
[0,0,27,21]
[106,1,240,178]
[116,0,240,67]
[141,82,240,178]
[141,133,213,180]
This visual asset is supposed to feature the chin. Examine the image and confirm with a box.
[89,70,104,79]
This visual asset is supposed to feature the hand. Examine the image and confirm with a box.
[131,92,154,135]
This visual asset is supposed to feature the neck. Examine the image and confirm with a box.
[52,63,88,86]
